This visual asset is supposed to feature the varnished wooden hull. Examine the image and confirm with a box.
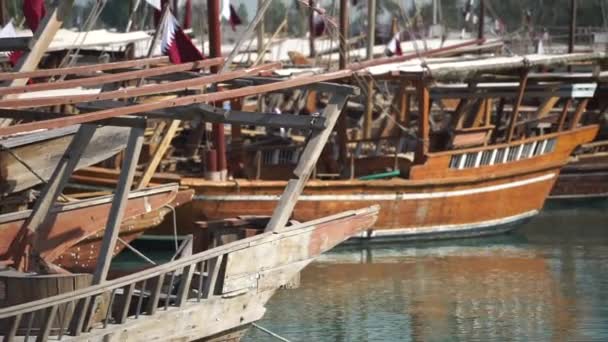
[183,127,598,240]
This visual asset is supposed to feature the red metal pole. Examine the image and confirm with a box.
[207,0,227,179]
[309,0,316,57]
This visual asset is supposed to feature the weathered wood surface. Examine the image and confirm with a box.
[0,125,130,196]
[0,184,180,268]
[0,206,378,341]
[0,70,354,137]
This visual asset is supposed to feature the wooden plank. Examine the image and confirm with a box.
[146,274,165,315]
[202,255,224,298]
[196,105,327,130]
[364,79,374,139]
[136,120,180,189]
[117,283,136,324]
[36,305,57,342]
[569,98,589,129]
[0,58,224,97]
[0,0,74,127]
[506,71,529,142]
[535,96,560,118]
[558,99,573,131]
[0,56,169,82]
[265,93,348,232]
[5,313,21,342]
[0,70,353,137]
[92,125,145,284]
[415,81,430,162]
[68,296,90,336]
[176,264,195,307]
[24,124,98,264]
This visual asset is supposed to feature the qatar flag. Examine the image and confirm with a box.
[386,33,402,57]
[220,0,242,32]
[146,0,203,64]
[23,0,46,32]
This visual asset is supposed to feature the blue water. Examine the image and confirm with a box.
[244,200,608,341]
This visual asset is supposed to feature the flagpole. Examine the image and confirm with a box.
[207,0,227,181]
[309,0,315,57]
[339,0,348,70]
[257,0,265,63]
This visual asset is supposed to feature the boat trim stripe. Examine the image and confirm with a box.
[363,210,538,238]
[194,173,556,201]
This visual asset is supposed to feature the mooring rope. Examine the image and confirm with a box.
[252,323,292,342]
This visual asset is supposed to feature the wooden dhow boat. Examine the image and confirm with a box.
[0,50,379,340]
[179,53,604,241]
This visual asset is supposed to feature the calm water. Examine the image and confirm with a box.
[244,200,608,342]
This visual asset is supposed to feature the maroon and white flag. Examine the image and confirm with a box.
[221,0,242,32]
[23,0,46,32]
[146,0,203,64]
[386,33,402,57]
[0,21,22,66]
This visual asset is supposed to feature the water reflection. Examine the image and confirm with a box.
[245,201,608,342]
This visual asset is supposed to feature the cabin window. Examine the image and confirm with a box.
[533,140,545,156]
[449,154,462,169]
[480,150,493,166]
[464,153,477,168]
[494,148,506,164]
[544,138,557,154]
[507,146,519,162]
[263,151,274,165]
[521,143,533,159]
[278,150,294,164]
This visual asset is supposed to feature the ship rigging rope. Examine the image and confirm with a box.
[57,0,109,73]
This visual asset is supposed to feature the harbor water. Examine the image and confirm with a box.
[244,200,608,341]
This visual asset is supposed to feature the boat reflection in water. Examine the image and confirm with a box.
[245,202,608,341]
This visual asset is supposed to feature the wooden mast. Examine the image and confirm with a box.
[309,0,315,57]
[257,0,265,61]
[569,0,577,53]
[207,0,227,181]
[478,0,485,42]
[337,0,349,169]
[367,0,376,60]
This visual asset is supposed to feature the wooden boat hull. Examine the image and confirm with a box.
[549,153,608,200]
[40,206,379,341]
[0,125,129,196]
[0,184,185,268]
[183,127,598,241]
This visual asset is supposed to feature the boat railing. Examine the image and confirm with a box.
[0,233,255,341]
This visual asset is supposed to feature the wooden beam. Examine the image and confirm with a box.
[415,80,430,162]
[0,62,280,109]
[569,98,589,129]
[0,70,353,137]
[92,125,145,284]
[367,0,376,60]
[535,96,560,118]
[20,125,97,271]
[364,79,374,139]
[136,120,180,189]
[0,56,169,82]
[557,99,572,131]
[265,92,349,232]
[506,71,529,142]
[0,58,224,97]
